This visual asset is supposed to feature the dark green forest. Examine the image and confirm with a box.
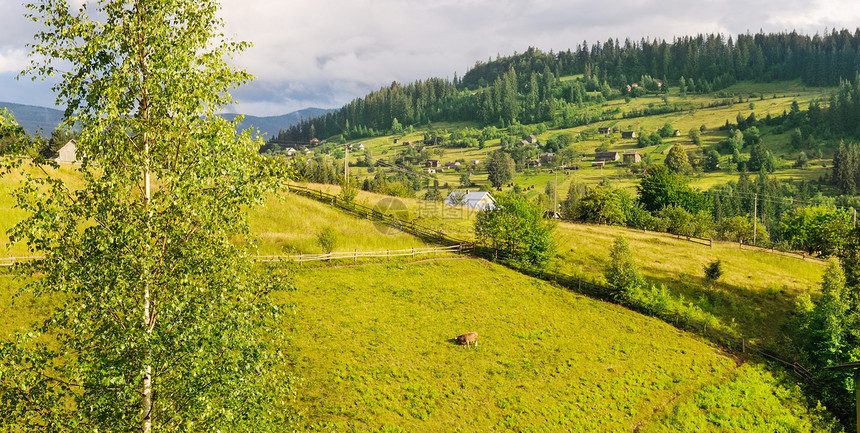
[265,29,860,149]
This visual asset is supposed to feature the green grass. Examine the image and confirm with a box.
[644,362,833,432]
[551,222,827,344]
[281,258,825,432]
[249,190,437,255]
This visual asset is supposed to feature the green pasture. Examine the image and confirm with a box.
[552,222,827,344]
[283,258,827,432]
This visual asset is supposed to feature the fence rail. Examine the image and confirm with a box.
[255,244,472,264]
[0,245,474,267]
[285,183,469,246]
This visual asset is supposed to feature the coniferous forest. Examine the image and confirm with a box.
[266,29,860,149]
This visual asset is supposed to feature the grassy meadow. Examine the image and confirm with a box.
[282,258,828,432]
[551,222,827,344]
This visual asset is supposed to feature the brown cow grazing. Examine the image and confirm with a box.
[456,332,478,348]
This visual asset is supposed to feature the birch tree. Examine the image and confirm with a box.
[0,0,292,431]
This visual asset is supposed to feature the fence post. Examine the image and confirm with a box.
[709,238,713,248]
[412,247,415,258]
[741,337,745,353]
[354,249,357,263]
[578,278,581,291]
[387,250,390,260]
[299,253,303,265]
[434,247,437,258]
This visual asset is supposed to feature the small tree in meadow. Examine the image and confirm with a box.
[475,193,556,267]
[605,236,645,299]
[317,226,340,253]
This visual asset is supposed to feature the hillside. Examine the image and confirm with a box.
[0,100,327,137]
[0,101,65,135]
[282,258,827,431]
[220,107,329,137]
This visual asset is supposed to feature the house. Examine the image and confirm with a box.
[539,153,555,163]
[527,160,542,168]
[621,131,637,139]
[520,139,531,147]
[285,147,297,156]
[594,151,620,162]
[443,161,461,169]
[403,141,412,146]
[470,159,480,165]
[598,127,612,135]
[445,191,496,210]
[527,135,538,144]
[673,129,681,137]
[591,161,605,168]
[358,143,365,151]
[309,138,321,146]
[623,151,642,164]
[425,160,440,168]
[53,139,79,164]
[423,168,437,174]
[393,138,399,144]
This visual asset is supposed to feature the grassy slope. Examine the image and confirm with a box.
[283,258,825,432]
[552,222,827,344]
[249,191,436,255]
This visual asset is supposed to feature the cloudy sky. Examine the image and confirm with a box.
[1,0,860,116]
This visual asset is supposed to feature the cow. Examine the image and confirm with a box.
[455,332,478,348]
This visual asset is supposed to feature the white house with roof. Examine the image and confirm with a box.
[53,139,79,164]
[445,190,496,210]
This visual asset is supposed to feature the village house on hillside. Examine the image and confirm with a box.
[598,127,612,135]
[425,160,440,168]
[285,147,297,156]
[445,190,496,210]
[623,151,642,164]
[621,131,637,139]
[53,139,79,164]
[594,151,620,162]
[309,137,320,146]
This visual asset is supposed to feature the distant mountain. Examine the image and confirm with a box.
[220,108,330,138]
[0,101,329,138]
[0,101,65,136]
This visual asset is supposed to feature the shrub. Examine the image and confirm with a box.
[317,226,340,253]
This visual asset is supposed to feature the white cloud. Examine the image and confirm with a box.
[0,48,28,74]
[3,0,860,115]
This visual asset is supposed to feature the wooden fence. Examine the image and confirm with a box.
[0,256,42,267]
[0,245,474,267]
[254,244,473,264]
[285,183,469,246]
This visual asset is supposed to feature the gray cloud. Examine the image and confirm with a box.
[2,0,860,116]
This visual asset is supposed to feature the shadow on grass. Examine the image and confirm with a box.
[644,271,798,345]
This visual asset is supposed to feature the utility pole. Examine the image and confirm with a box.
[344,145,349,187]
[753,193,758,245]
[554,170,558,214]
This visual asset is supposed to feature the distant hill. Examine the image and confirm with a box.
[220,108,330,138]
[0,101,328,138]
[0,102,65,136]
